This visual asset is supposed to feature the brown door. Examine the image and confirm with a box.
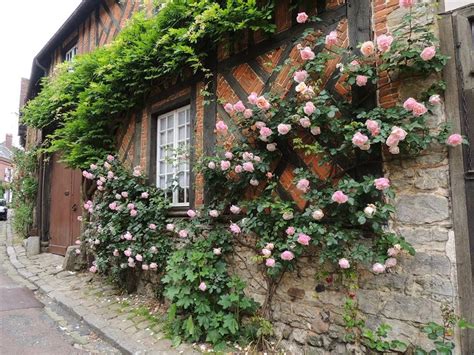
[49,154,82,255]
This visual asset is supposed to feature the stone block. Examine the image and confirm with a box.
[395,194,449,224]
[62,245,85,271]
[26,236,40,256]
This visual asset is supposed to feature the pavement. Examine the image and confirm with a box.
[0,219,199,355]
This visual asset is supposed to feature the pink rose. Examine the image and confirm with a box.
[230,223,241,234]
[234,165,243,173]
[277,124,291,135]
[149,223,157,230]
[124,232,133,240]
[286,226,296,235]
[376,34,393,52]
[429,94,441,105]
[198,282,207,291]
[374,177,390,190]
[89,266,97,273]
[259,126,273,139]
[121,191,128,198]
[150,263,158,270]
[365,119,380,136]
[312,209,324,220]
[244,109,253,118]
[387,247,400,257]
[256,96,271,110]
[124,249,132,257]
[391,126,407,140]
[142,264,149,271]
[216,120,228,134]
[311,127,321,135]
[281,250,295,261]
[267,143,277,152]
[248,92,258,105]
[135,254,143,262]
[420,46,436,61]
[262,248,271,257]
[96,180,103,186]
[293,70,308,83]
[109,202,117,210]
[348,60,360,71]
[300,47,315,61]
[213,248,222,255]
[399,0,414,7]
[187,209,197,218]
[352,132,369,149]
[296,178,310,193]
[283,211,294,220]
[166,223,175,231]
[385,258,397,268]
[265,243,274,250]
[224,103,234,114]
[304,101,316,115]
[403,97,417,111]
[90,164,97,170]
[150,246,158,253]
[360,41,375,57]
[332,190,349,204]
[389,146,400,154]
[230,205,241,214]
[233,100,246,113]
[178,229,188,238]
[250,179,259,186]
[103,162,111,170]
[356,75,368,87]
[412,102,427,116]
[107,154,115,162]
[266,258,276,267]
[115,193,121,200]
[447,133,463,147]
[113,249,120,257]
[209,210,219,218]
[133,167,141,177]
[372,263,386,274]
[297,233,311,245]
[220,160,231,171]
[325,31,338,46]
[107,171,114,179]
[208,161,216,169]
[243,161,255,172]
[299,117,311,128]
[242,152,254,161]
[130,209,138,217]
[338,258,350,269]
[141,192,149,199]
[255,121,266,129]
[127,203,135,210]
[296,12,308,23]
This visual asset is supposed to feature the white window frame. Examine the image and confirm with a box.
[156,105,191,207]
[64,45,78,62]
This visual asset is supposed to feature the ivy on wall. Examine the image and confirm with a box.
[22,0,276,168]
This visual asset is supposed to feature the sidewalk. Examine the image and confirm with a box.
[1,221,198,355]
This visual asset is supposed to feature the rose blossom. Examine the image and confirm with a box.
[124,232,133,241]
[220,160,231,171]
[352,132,369,150]
[259,127,273,140]
[141,192,149,199]
[403,97,417,111]
[230,223,241,234]
[149,223,157,230]
[107,171,114,179]
[250,179,259,186]
[389,146,400,154]
[262,248,271,257]
[374,177,390,190]
[89,266,97,273]
[300,47,315,61]
[447,134,463,147]
[104,162,111,170]
[96,180,103,186]
[365,119,380,136]
[299,117,311,128]
[266,258,276,267]
[266,172,273,179]
[364,204,377,217]
[178,229,188,238]
[372,263,386,274]
[150,263,158,270]
[248,92,258,105]
[255,121,266,129]
[304,101,316,115]
[198,282,207,291]
[265,243,274,250]
[312,209,324,220]
[429,94,441,105]
[109,202,117,210]
[295,82,307,93]
[150,246,158,253]
[399,0,414,7]
[360,41,375,56]
[376,34,394,52]
[127,203,135,210]
[115,193,122,200]
[243,162,255,172]
[293,70,308,83]
[420,46,436,61]
[243,109,253,118]
[297,233,311,246]
[113,249,120,257]
[267,143,277,152]
[311,126,321,135]
[130,209,138,217]
[224,103,234,114]
[256,96,271,110]
[208,161,216,169]
[281,250,295,261]
[107,154,115,162]
[209,210,219,218]
[142,264,149,271]
[356,75,368,87]
[296,178,310,193]
[282,211,294,220]
[242,152,254,161]
[391,126,408,141]
[325,31,338,46]
[166,223,175,231]
[348,60,360,71]
[213,248,222,255]
[387,247,400,257]
[385,257,397,268]
[121,191,128,198]
[339,258,350,269]
[233,100,246,113]
[135,254,143,262]
[187,209,197,218]
[277,124,291,135]
[296,12,308,23]
[215,120,228,134]
[230,205,241,214]
[412,102,427,117]
[234,165,243,173]
[124,249,132,257]
[332,190,349,204]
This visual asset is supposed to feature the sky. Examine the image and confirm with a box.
[0,0,82,147]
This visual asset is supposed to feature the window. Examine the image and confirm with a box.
[64,46,78,62]
[156,106,191,206]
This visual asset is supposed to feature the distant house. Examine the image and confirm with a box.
[0,134,13,202]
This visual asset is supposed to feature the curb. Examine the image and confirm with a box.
[3,222,137,355]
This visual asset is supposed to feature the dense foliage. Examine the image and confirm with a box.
[11,149,38,238]
[21,0,275,169]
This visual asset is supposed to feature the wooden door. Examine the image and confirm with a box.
[48,154,82,255]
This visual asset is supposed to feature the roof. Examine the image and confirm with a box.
[0,143,12,162]
[26,0,99,101]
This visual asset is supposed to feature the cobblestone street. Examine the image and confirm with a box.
[1,220,198,354]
